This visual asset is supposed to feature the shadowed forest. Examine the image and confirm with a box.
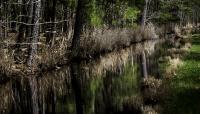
[0,0,200,114]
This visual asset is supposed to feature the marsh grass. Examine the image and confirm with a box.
[80,24,159,57]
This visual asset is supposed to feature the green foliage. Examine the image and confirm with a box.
[89,0,142,27]
[90,12,103,27]
[89,4,104,27]
[124,7,140,22]
[65,0,77,8]
[155,12,180,24]
[151,0,200,24]
[81,0,104,27]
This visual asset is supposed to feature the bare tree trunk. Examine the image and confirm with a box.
[25,1,41,114]
[14,0,27,63]
[3,1,8,39]
[0,0,2,38]
[27,0,41,70]
[50,0,57,47]
[0,19,2,39]
[142,0,148,27]
[71,0,89,57]
[26,0,34,42]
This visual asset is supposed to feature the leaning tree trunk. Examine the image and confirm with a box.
[27,0,41,70]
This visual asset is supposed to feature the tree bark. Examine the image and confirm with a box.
[26,0,34,41]
[27,0,41,70]
[71,0,89,58]
[14,0,27,63]
[142,0,148,27]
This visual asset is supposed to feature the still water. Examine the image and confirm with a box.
[0,40,169,114]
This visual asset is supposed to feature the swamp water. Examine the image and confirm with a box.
[0,40,171,114]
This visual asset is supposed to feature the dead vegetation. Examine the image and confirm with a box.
[80,24,160,57]
[0,24,161,76]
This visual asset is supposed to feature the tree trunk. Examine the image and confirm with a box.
[0,19,2,39]
[142,0,148,27]
[0,0,2,38]
[14,0,27,63]
[26,0,34,42]
[27,0,41,70]
[50,0,56,47]
[71,0,89,57]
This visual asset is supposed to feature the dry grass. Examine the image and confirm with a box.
[0,48,16,76]
[0,23,160,75]
[80,24,159,56]
[37,36,70,69]
[134,23,159,41]
[0,33,71,75]
[80,27,135,56]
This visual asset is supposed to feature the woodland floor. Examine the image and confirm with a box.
[161,34,200,114]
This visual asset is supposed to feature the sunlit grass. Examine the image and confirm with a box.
[162,34,200,114]
[191,44,200,53]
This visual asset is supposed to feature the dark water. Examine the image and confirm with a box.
[0,40,169,114]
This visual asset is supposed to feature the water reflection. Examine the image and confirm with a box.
[0,40,166,114]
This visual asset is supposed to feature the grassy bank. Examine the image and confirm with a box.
[161,34,200,114]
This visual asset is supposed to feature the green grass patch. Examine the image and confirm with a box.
[191,34,200,45]
[161,34,200,114]
[191,44,200,53]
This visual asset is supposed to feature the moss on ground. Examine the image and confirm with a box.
[161,34,200,114]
